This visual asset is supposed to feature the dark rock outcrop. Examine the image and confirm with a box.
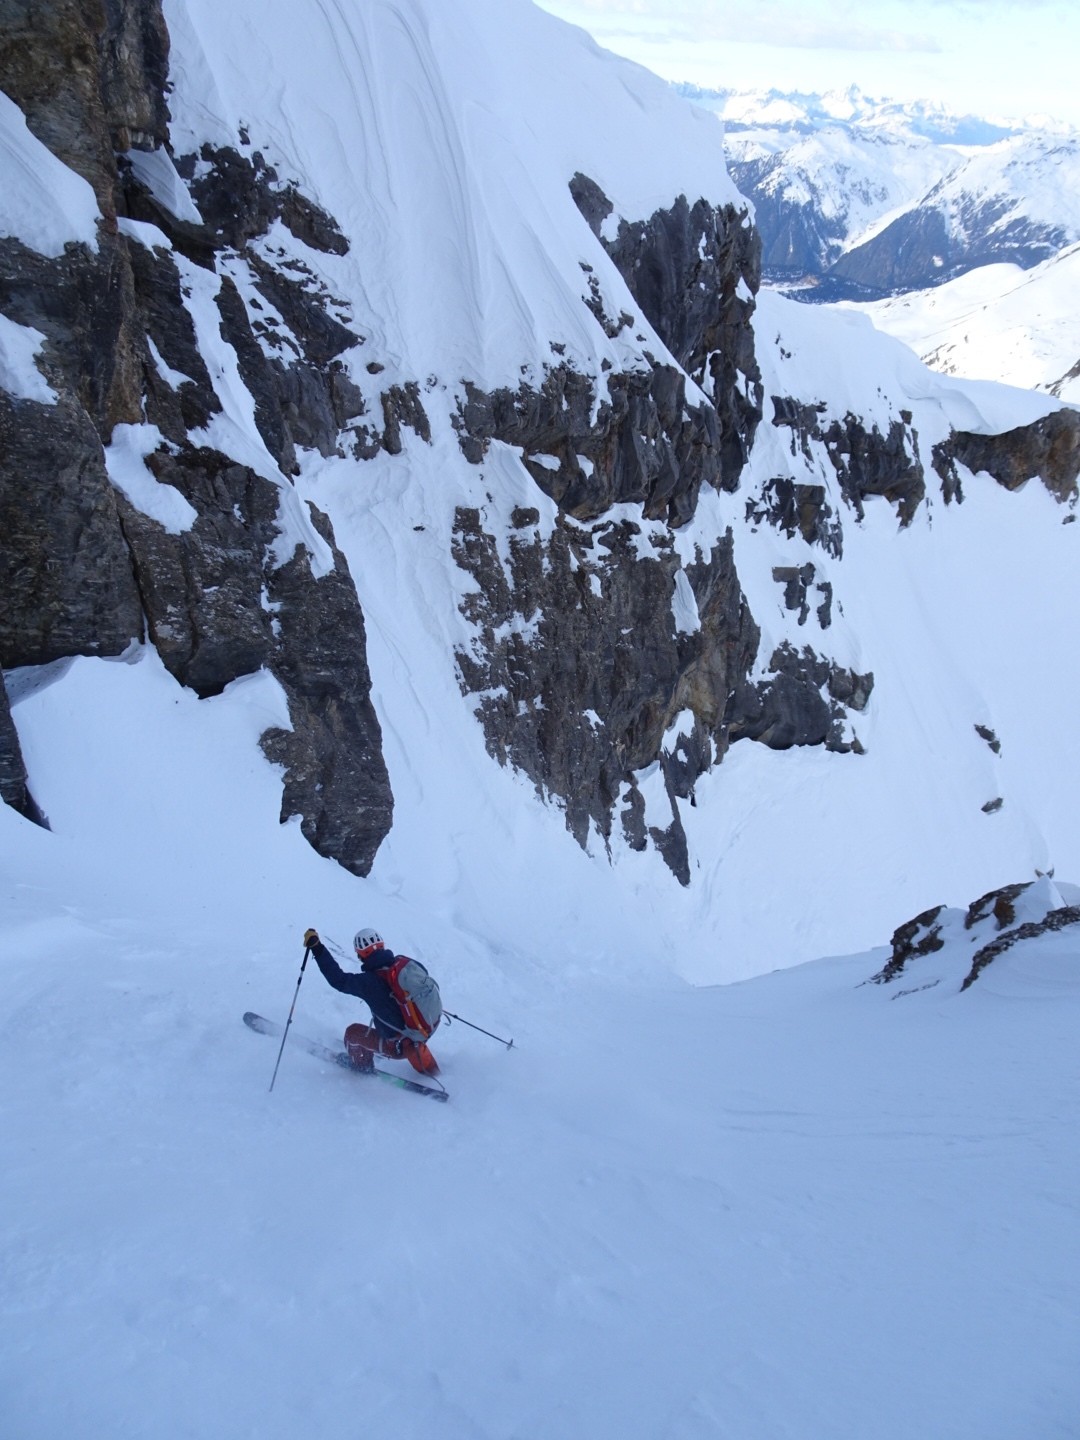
[746,476,843,557]
[451,503,872,878]
[962,905,1080,990]
[727,642,871,754]
[456,363,720,526]
[820,413,925,524]
[935,409,1080,505]
[452,506,759,880]
[571,176,763,482]
[0,672,45,826]
[0,391,144,667]
[870,905,948,984]
[114,446,393,875]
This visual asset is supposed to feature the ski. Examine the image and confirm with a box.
[243,1012,449,1102]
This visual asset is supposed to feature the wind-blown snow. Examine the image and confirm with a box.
[162,0,742,391]
[0,88,100,255]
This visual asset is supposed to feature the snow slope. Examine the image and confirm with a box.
[2,663,1078,1439]
[834,244,1080,402]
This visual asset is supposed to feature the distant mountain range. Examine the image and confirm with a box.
[681,85,1080,301]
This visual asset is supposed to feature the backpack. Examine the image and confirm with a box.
[382,956,442,1041]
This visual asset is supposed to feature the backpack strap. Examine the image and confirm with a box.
[380,956,432,1040]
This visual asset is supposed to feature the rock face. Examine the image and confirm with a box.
[934,409,1080,505]
[570,174,763,480]
[0,672,43,825]
[447,178,875,880]
[0,0,393,870]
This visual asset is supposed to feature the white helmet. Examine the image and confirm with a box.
[354,927,384,955]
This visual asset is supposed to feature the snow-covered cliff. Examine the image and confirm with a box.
[2,0,1079,982]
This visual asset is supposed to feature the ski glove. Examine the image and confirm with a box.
[304,928,319,949]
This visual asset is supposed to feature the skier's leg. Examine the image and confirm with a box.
[344,1022,378,1072]
[403,1039,440,1075]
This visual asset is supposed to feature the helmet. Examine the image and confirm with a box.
[354,927,384,956]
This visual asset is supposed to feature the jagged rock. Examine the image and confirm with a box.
[770,395,827,462]
[571,177,763,484]
[936,410,1080,504]
[975,723,1002,755]
[770,562,834,630]
[126,239,220,442]
[964,882,1030,932]
[216,274,298,473]
[0,392,143,668]
[0,2,394,872]
[772,563,817,626]
[0,671,46,826]
[260,506,393,878]
[870,905,947,984]
[456,363,720,526]
[115,443,393,873]
[381,382,431,456]
[99,0,170,154]
[452,506,758,880]
[0,231,147,436]
[961,905,1080,990]
[728,642,872,753]
[115,446,279,697]
[745,475,842,557]
[0,0,121,217]
[820,413,925,524]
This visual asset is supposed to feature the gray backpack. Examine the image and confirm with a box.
[383,956,442,1040]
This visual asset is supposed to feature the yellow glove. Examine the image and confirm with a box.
[303,928,319,949]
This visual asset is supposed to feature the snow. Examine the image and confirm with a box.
[124,146,205,226]
[1,654,1078,1437]
[0,313,56,403]
[0,89,101,256]
[162,0,742,392]
[104,424,199,534]
[835,244,1080,402]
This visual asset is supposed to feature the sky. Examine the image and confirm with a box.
[532,0,1080,128]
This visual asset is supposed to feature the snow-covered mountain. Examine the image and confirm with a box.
[687,85,1080,297]
[835,243,1080,403]
[3,5,1080,1432]
[831,132,1080,294]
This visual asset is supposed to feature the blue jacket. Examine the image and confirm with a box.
[309,941,406,1041]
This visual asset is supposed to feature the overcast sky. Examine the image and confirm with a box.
[533,0,1080,127]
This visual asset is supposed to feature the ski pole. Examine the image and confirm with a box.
[269,946,312,1092]
[444,1011,514,1049]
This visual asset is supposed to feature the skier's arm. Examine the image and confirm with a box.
[307,939,370,1000]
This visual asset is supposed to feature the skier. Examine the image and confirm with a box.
[303,926,441,1077]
